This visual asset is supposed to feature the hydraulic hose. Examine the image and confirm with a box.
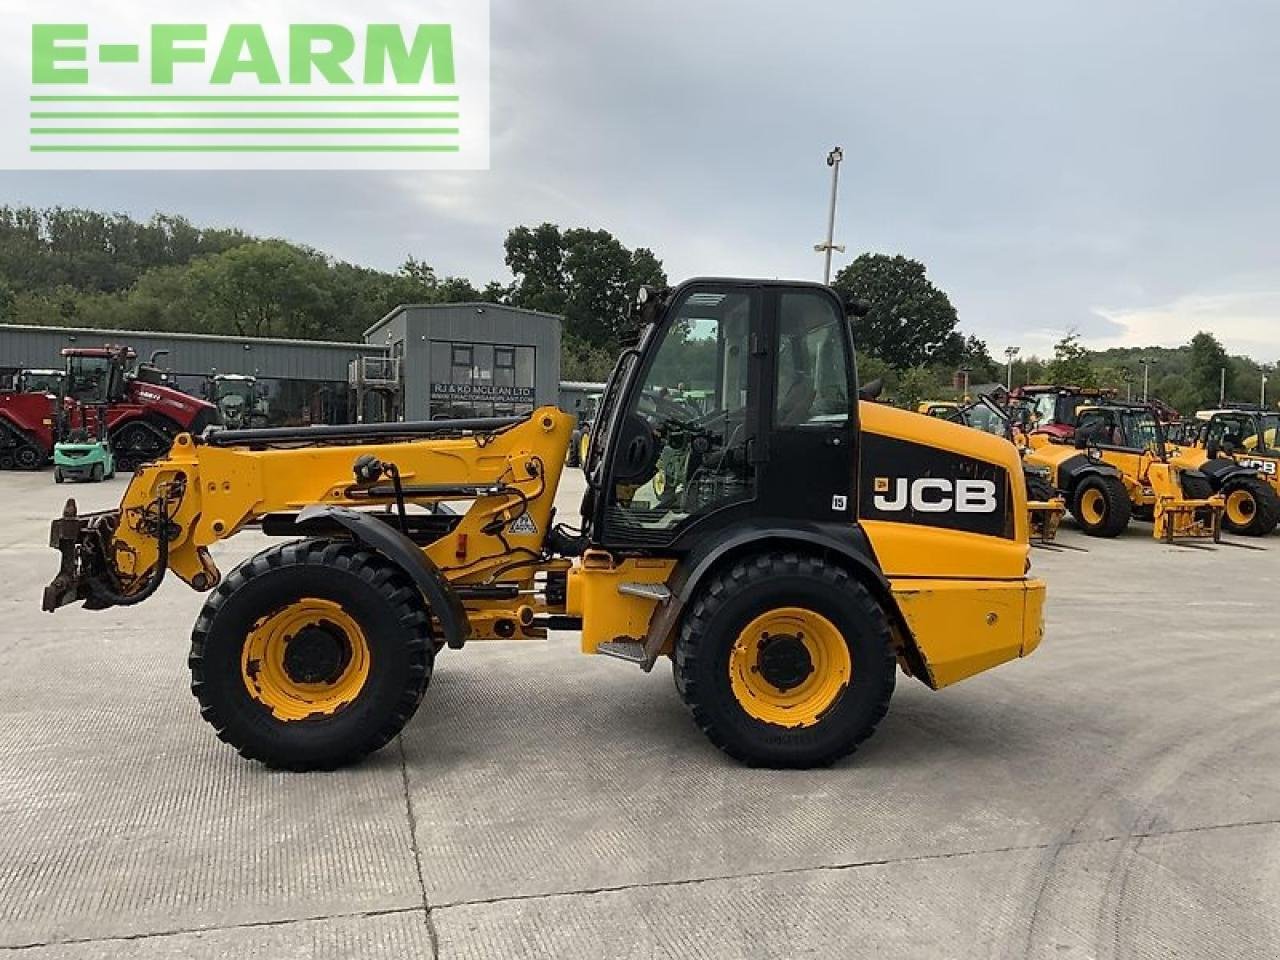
[87,495,172,608]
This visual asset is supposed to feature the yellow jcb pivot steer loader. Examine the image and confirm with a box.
[1024,402,1225,542]
[43,279,1045,771]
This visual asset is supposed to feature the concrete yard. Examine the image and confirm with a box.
[1,466,1277,959]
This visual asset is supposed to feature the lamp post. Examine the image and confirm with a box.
[814,147,846,284]
[1139,357,1158,403]
[1262,374,1269,409]
[958,366,972,401]
[1220,367,1226,406]
[1003,346,1020,391]
[1121,367,1134,403]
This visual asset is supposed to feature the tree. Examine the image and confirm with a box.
[832,254,959,369]
[505,223,667,350]
[183,242,335,339]
[504,223,567,317]
[1042,331,1096,387]
[1187,331,1233,408]
[1153,372,1196,416]
[938,332,999,383]
[894,367,938,410]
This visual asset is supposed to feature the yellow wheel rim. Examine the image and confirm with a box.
[728,607,851,728]
[579,432,590,464]
[241,599,370,721]
[1225,489,1255,526]
[1080,488,1106,525]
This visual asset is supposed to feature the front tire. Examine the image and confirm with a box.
[1221,475,1280,536]
[1025,473,1057,502]
[1069,475,1131,537]
[674,553,896,768]
[189,539,434,770]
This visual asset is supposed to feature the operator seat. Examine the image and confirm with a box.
[777,335,816,426]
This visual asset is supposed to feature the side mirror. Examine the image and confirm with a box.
[1206,438,1220,459]
[858,378,883,401]
[842,294,871,318]
[1074,431,1089,450]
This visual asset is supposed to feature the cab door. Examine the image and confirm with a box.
[756,287,858,522]
[591,281,764,551]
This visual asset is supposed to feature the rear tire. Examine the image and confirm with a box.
[674,552,895,768]
[1069,475,1131,537]
[189,539,434,770]
[1220,475,1280,536]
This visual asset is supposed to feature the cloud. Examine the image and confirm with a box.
[1093,290,1280,360]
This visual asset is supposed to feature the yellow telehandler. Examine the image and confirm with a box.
[1024,402,1228,541]
[43,279,1045,770]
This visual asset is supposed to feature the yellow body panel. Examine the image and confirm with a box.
[856,402,1043,686]
[863,521,1029,580]
[890,577,1045,688]
[859,400,1032,577]
[565,553,677,654]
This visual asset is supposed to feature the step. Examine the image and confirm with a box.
[596,640,647,664]
[617,582,671,603]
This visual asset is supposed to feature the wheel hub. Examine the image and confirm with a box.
[756,632,815,692]
[283,622,351,685]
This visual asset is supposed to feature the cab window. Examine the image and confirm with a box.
[1206,415,1255,453]
[67,356,111,403]
[604,287,756,541]
[775,291,850,426]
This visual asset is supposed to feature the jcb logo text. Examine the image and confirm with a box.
[872,478,999,514]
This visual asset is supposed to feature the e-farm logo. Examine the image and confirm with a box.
[0,1,489,169]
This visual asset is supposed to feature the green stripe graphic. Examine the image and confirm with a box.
[32,128,460,136]
[30,95,459,102]
[30,144,462,153]
[31,112,459,119]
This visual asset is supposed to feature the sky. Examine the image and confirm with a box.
[2,0,1278,362]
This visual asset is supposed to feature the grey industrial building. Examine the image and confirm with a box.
[0,302,563,426]
[362,303,561,421]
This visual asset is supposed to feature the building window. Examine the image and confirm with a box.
[451,344,473,379]
[430,340,536,419]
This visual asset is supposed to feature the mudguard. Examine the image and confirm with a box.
[295,504,470,649]
[1056,453,1123,490]
[640,519,904,669]
[1196,457,1257,488]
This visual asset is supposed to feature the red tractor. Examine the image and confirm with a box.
[0,388,58,470]
[0,345,219,472]
[63,346,219,471]
[1009,385,1117,443]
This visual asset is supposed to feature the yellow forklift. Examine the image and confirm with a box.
[43,279,1045,771]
